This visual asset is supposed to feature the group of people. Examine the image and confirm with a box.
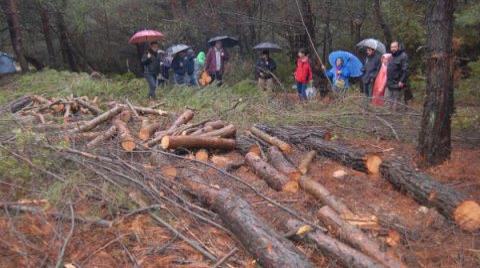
[291,41,409,110]
[142,38,410,110]
[141,40,229,99]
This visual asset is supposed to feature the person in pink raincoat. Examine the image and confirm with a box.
[372,53,392,106]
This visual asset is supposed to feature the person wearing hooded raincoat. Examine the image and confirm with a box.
[326,58,351,95]
[372,53,392,106]
[294,48,313,101]
[194,51,205,85]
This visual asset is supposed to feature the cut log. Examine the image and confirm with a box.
[250,126,292,154]
[10,95,32,113]
[112,110,135,152]
[286,219,383,268]
[298,150,316,175]
[267,146,301,181]
[71,105,123,133]
[236,135,261,156]
[132,105,168,116]
[139,120,162,141]
[255,124,332,143]
[300,176,356,219]
[245,152,298,193]
[318,206,406,268]
[146,109,195,147]
[76,98,103,115]
[66,131,102,143]
[198,124,236,138]
[161,136,236,150]
[284,134,480,231]
[86,126,117,149]
[63,102,71,123]
[195,149,209,162]
[204,120,225,129]
[380,159,480,232]
[178,172,314,268]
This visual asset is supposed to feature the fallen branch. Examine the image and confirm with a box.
[298,150,316,174]
[211,247,238,268]
[71,105,123,133]
[267,146,301,181]
[55,203,75,268]
[250,126,292,154]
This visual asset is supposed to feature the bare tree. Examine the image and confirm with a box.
[418,0,457,166]
[373,0,392,45]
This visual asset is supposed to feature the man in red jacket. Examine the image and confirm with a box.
[205,41,229,86]
[294,48,313,101]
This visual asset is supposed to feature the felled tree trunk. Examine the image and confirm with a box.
[76,98,103,115]
[190,120,226,135]
[286,219,383,268]
[86,126,116,149]
[255,124,332,144]
[113,110,135,152]
[245,152,298,193]
[161,136,236,150]
[267,146,301,181]
[298,150,316,174]
[198,124,236,138]
[178,171,314,268]
[318,206,406,268]
[72,106,123,133]
[380,159,480,232]
[139,121,162,141]
[236,135,261,156]
[10,96,32,113]
[250,126,292,154]
[146,109,194,147]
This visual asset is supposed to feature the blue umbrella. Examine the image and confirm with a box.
[328,50,363,78]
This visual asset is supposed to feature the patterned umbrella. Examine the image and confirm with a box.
[328,50,364,78]
[207,36,239,48]
[253,42,282,52]
[356,38,386,54]
[166,44,190,56]
[128,30,164,44]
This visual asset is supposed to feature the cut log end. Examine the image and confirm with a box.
[161,136,170,150]
[280,144,293,154]
[454,200,480,232]
[161,166,177,179]
[366,154,382,175]
[195,149,209,162]
[139,129,151,141]
[121,140,136,152]
[283,180,299,193]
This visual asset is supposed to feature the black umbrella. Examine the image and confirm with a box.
[166,44,190,56]
[253,42,282,53]
[207,36,239,48]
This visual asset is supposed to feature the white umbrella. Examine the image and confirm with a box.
[356,39,386,54]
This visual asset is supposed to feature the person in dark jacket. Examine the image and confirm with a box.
[186,49,196,86]
[171,51,187,85]
[255,50,277,91]
[205,41,229,86]
[361,47,381,102]
[156,50,170,87]
[386,41,408,111]
[141,42,160,99]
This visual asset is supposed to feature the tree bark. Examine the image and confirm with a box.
[161,136,236,150]
[86,125,117,149]
[198,124,236,138]
[245,152,298,193]
[298,150,316,174]
[190,120,225,135]
[139,121,162,141]
[250,126,292,154]
[318,206,406,268]
[1,0,28,72]
[267,146,301,181]
[146,109,195,147]
[380,159,480,232]
[178,171,314,268]
[286,219,383,268]
[55,0,78,72]
[75,98,103,115]
[38,4,56,67]
[112,110,135,152]
[418,0,457,166]
[373,0,393,46]
[71,106,123,133]
[235,135,261,156]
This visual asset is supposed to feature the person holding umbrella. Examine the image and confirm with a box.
[325,50,363,97]
[171,50,187,85]
[141,41,161,99]
[205,36,238,86]
[254,42,280,91]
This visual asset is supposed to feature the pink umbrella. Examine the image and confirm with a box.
[128,30,164,44]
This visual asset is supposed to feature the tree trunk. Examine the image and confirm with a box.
[71,106,123,133]
[373,0,393,46]
[418,0,457,166]
[139,121,162,141]
[298,150,316,174]
[286,219,383,268]
[38,4,56,67]
[112,110,135,152]
[245,152,299,193]
[161,136,236,150]
[267,146,301,181]
[86,125,117,149]
[1,0,28,72]
[198,124,236,138]
[235,135,262,156]
[318,206,406,268]
[178,171,314,268]
[250,126,292,154]
[55,0,78,72]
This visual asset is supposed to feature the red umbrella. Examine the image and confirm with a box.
[128,30,164,44]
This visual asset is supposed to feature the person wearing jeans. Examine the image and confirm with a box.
[294,48,312,101]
